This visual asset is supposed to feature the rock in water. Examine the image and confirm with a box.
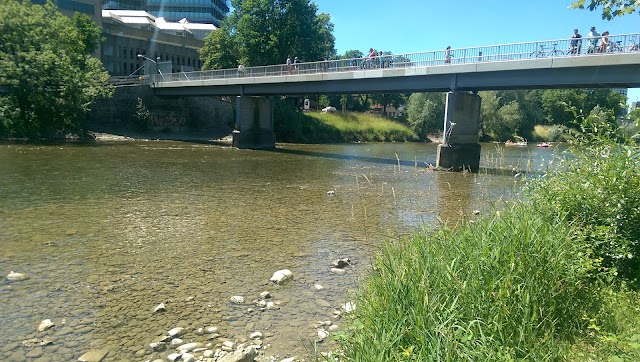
[269,269,293,285]
[7,271,29,281]
[38,319,55,332]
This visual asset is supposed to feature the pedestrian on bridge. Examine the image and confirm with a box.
[286,55,292,74]
[570,29,582,55]
[587,26,600,53]
[294,56,300,73]
[598,31,610,53]
[445,46,452,64]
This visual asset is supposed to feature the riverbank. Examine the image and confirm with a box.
[333,118,640,361]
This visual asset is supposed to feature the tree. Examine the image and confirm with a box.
[538,89,625,127]
[570,0,638,19]
[370,93,407,115]
[200,0,336,69]
[406,93,446,140]
[479,91,526,141]
[0,1,112,139]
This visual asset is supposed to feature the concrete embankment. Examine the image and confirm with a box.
[87,86,235,141]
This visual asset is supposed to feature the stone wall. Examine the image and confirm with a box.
[86,86,234,139]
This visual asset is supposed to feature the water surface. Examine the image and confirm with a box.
[0,141,563,361]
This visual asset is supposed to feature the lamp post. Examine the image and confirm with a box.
[137,54,163,79]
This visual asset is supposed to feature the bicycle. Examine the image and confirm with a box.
[530,43,565,58]
[625,37,640,52]
[608,40,624,53]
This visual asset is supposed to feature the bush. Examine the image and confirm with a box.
[337,204,602,361]
[528,107,640,282]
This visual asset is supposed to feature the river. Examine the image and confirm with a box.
[0,140,563,361]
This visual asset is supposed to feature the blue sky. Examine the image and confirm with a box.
[312,0,639,107]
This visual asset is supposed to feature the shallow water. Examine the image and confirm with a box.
[0,141,562,361]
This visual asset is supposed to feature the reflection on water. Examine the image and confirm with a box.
[0,141,563,361]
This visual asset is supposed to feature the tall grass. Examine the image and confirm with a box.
[273,99,417,143]
[337,205,601,361]
[307,112,417,143]
[333,106,640,361]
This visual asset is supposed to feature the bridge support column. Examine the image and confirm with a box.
[232,96,276,149]
[436,91,481,172]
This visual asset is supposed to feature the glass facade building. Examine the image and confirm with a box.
[103,0,229,26]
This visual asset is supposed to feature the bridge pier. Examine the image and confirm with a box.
[436,91,481,172]
[232,96,276,149]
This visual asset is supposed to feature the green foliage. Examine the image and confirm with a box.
[569,289,640,361]
[629,107,640,124]
[200,26,239,70]
[200,0,335,69]
[273,99,416,143]
[533,124,570,141]
[570,0,639,19]
[0,0,112,139]
[472,89,625,141]
[406,93,445,140]
[72,13,102,55]
[370,93,408,115]
[480,91,527,141]
[338,204,602,361]
[134,98,150,131]
[528,107,640,282]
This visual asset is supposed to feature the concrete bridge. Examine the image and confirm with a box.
[149,33,640,172]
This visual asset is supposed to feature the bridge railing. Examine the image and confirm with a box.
[152,33,640,83]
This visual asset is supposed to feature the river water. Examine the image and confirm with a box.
[0,140,563,361]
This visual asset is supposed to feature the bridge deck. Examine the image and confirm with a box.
[151,33,640,96]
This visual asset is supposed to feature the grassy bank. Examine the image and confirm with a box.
[332,114,640,361]
[274,101,417,143]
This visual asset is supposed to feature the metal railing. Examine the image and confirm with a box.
[152,33,640,84]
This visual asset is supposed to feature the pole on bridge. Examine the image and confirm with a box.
[436,92,481,172]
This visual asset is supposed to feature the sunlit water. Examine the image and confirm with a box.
[0,141,564,361]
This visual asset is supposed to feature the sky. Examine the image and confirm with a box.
[311,0,640,107]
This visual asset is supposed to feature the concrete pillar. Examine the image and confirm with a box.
[232,96,276,149]
[436,91,481,172]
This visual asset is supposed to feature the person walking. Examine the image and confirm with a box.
[286,55,292,74]
[445,46,452,64]
[294,56,300,73]
[587,26,600,54]
[570,29,582,55]
[237,63,245,77]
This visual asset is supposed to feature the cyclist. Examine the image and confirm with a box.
[365,48,377,68]
[569,29,582,55]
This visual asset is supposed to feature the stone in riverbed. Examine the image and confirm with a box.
[176,342,203,353]
[332,258,351,268]
[269,269,293,285]
[77,349,109,362]
[167,327,186,337]
[6,271,29,281]
[38,319,55,332]
[153,303,166,313]
[230,296,245,304]
[181,353,196,362]
[218,345,257,362]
